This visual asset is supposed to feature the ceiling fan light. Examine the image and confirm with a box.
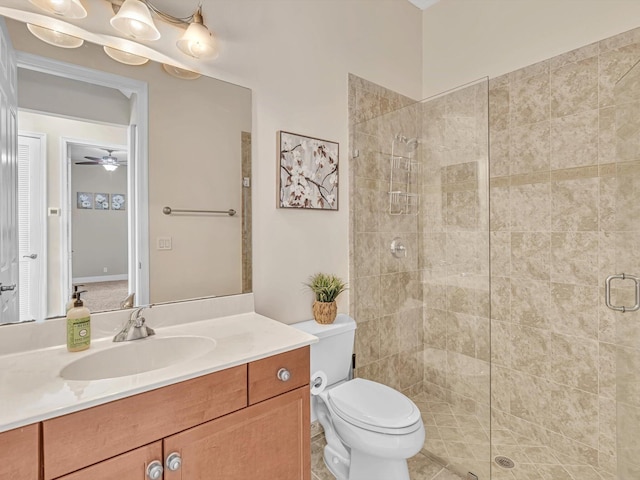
[110,0,160,41]
[103,164,118,172]
[162,63,201,80]
[27,23,84,49]
[176,15,217,59]
[104,46,149,66]
[28,0,87,19]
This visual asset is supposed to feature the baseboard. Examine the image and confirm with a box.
[72,274,128,284]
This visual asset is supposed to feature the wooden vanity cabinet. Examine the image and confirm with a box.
[41,346,310,480]
[56,442,162,480]
[0,424,40,480]
[164,386,310,480]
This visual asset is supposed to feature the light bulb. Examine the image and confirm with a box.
[103,164,118,172]
[27,24,84,49]
[110,0,160,41]
[104,46,149,66]
[49,0,69,15]
[176,11,217,59]
[29,0,87,19]
[162,64,201,80]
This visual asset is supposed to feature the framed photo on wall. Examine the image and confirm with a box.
[111,193,126,211]
[94,193,109,210]
[277,131,339,210]
[77,192,93,209]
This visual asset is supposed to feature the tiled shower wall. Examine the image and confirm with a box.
[420,82,491,479]
[349,25,640,480]
[486,28,640,480]
[348,74,425,395]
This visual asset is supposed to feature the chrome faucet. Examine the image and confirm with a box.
[113,306,155,342]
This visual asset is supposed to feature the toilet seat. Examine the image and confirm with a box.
[327,378,422,435]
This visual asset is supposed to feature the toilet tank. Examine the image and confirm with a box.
[292,314,356,387]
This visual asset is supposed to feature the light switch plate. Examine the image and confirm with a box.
[157,237,172,250]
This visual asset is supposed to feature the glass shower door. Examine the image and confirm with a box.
[612,58,640,479]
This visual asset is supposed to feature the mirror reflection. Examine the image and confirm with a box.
[2,16,252,325]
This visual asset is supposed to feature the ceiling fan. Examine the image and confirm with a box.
[75,148,127,171]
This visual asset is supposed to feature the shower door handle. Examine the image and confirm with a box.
[605,273,640,312]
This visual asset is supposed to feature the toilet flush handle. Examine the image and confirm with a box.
[277,368,291,382]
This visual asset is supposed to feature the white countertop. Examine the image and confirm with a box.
[0,312,317,433]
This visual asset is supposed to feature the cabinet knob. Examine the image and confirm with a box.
[277,368,291,382]
[146,460,163,480]
[166,452,182,471]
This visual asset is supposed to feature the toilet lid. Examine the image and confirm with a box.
[327,378,421,430]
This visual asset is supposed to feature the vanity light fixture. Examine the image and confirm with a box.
[108,1,218,59]
[104,46,149,66]
[28,0,87,19]
[110,0,160,41]
[26,23,84,48]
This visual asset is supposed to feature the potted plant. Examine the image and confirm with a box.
[305,273,348,324]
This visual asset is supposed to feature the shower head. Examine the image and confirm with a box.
[395,134,419,151]
[406,138,419,151]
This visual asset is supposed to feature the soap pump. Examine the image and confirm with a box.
[66,285,86,313]
[66,291,91,352]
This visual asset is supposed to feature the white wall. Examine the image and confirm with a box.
[422,0,640,96]
[224,1,423,323]
[3,0,424,323]
[71,164,128,279]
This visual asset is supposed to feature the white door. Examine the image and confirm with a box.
[18,133,45,322]
[0,18,19,324]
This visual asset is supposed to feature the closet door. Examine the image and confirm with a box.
[0,17,19,325]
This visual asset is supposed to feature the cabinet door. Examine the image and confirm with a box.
[57,441,162,480]
[164,386,310,480]
[0,424,40,480]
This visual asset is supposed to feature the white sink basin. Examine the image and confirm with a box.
[60,336,216,381]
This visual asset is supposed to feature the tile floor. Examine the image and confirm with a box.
[311,433,464,480]
[311,389,614,480]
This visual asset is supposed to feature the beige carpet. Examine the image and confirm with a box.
[79,280,129,313]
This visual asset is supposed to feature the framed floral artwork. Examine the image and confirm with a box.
[277,131,339,210]
[111,193,126,211]
[94,193,109,210]
[77,192,93,209]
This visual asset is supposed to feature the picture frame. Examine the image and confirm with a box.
[94,193,109,210]
[111,193,126,211]
[277,131,339,210]
[77,192,93,209]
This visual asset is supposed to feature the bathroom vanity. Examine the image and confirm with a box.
[0,302,316,480]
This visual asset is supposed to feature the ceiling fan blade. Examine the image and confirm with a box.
[84,156,102,161]
[75,161,101,165]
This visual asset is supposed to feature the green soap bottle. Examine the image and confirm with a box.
[66,291,91,352]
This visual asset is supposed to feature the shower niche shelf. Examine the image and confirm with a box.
[388,152,420,216]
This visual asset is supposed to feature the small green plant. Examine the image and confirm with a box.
[305,273,348,303]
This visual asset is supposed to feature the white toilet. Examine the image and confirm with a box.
[293,314,425,480]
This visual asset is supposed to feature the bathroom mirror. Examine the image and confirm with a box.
[1,15,252,324]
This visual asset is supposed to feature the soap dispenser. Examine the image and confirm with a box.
[66,291,91,352]
[66,285,86,313]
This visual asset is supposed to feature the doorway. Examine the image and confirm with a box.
[15,53,149,319]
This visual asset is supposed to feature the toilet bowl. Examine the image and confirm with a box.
[317,378,425,480]
[292,315,425,480]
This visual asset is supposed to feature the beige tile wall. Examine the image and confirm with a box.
[348,25,640,480]
[420,81,491,479]
[488,27,640,480]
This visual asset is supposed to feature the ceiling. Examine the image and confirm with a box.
[407,0,441,10]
